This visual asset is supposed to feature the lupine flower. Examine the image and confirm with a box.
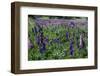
[71,21,75,26]
[70,40,74,56]
[40,42,46,54]
[66,32,69,40]
[40,32,44,43]
[68,21,75,28]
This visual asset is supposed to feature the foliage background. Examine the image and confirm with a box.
[28,15,88,60]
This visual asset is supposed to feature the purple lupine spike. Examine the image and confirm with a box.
[70,40,74,56]
[66,32,69,40]
[40,42,46,54]
[28,39,34,49]
[68,21,75,28]
[43,43,46,50]
[71,21,75,26]
[40,32,44,44]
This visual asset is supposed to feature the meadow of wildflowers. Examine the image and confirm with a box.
[28,15,88,60]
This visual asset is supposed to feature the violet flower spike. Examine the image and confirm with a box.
[70,40,74,56]
[40,42,46,54]
[66,32,69,40]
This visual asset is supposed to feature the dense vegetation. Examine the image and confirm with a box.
[28,15,88,61]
